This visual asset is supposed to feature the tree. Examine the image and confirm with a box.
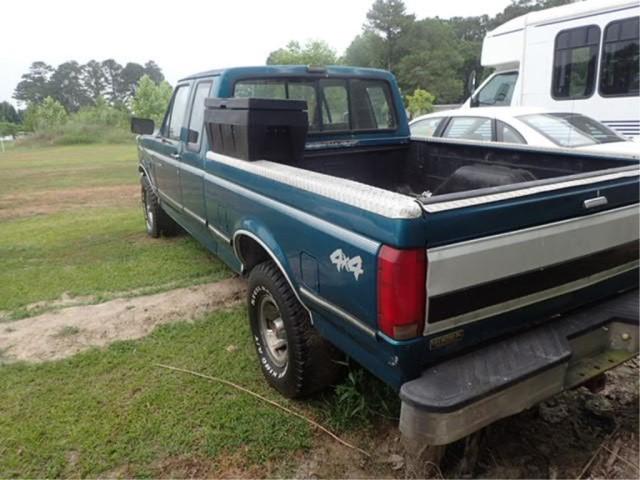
[343,31,386,69]
[143,60,165,84]
[131,75,173,124]
[0,102,19,123]
[101,59,124,105]
[29,97,68,131]
[267,40,338,65]
[13,61,54,104]
[405,89,435,118]
[120,62,146,101]
[0,122,19,139]
[83,60,107,101]
[365,0,414,71]
[49,61,91,112]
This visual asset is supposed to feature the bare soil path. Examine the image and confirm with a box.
[0,277,246,363]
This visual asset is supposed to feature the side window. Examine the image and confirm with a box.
[600,16,639,97]
[552,25,600,99]
[320,79,349,131]
[442,117,493,142]
[164,85,191,140]
[476,72,518,106]
[186,81,212,151]
[410,117,444,137]
[497,120,526,144]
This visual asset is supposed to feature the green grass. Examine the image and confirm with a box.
[0,206,229,314]
[0,308,314,478]
[0,144,230,316]
[0,144,138,195]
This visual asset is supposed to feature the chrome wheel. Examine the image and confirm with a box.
[257,293,288,368]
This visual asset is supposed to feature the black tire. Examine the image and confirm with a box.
[140,176,179,237]
[248,260,345,398]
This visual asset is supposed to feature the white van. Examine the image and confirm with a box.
[464,0,640,140]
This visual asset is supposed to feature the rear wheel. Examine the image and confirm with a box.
[247,260,345,398]
[140,176,178,237]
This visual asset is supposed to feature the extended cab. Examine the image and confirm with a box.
[132,66,639,448]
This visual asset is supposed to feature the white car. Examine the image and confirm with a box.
[409,107,640,158]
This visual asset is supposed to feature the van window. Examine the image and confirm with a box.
[165,85,191,140]
[186,81,212,151]
[476,72,518,106]
[600,16,639,97]
[552,25,600,100]
[442,117,493,142]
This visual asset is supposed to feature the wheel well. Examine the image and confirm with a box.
[235,235,271,274]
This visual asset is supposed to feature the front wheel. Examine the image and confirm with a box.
[247,260,345,398]
[140,176,178,237]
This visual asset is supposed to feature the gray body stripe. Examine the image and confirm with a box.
[427,204,640,297]
[425,261,638,335]
[299,287,377,338]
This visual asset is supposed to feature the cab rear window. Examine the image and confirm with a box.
[233,77,396,134]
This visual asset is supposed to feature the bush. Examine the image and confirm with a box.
[405,88,435,119]
[17,97,133,147]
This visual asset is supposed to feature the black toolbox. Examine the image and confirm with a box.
[204,97,308,164]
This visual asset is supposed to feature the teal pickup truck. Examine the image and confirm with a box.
[131,65,639,451]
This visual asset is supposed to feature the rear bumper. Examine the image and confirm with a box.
[399,290,639,445]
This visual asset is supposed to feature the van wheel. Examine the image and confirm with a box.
[247,260,345,398]
[141,176,178,237]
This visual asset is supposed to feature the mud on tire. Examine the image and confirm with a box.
[247,260,345,398]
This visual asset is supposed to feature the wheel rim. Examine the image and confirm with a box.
[142,189,154,231]
[257,293,288,368]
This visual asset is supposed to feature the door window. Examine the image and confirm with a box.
[186,81,212,151]
[497,120,526,144]
[552,25,600,99]
[165,85,191,140]
[442,117,493,141]
[410,117,444,137]
[476,72,518,106]
[600,16,639,97]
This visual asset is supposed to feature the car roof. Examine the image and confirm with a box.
[410,106,565,124]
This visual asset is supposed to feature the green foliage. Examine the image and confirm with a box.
[365,0,415,70]
[0,122,19,138]
[405,88,435,119]
[131,75,173,125]
[319,366,399,431]
[0,101,19,123]
[266,40,339,66]
[29,97,68,131]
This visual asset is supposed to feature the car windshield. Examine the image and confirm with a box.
[517,113,624,147]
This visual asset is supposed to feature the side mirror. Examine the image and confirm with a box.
[467,70,477,96]
[180,127,199,144]
[131,117,155,135]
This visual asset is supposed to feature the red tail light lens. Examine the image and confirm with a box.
[377,246,426,340]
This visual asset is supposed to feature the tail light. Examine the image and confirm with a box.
[377,246,427,340]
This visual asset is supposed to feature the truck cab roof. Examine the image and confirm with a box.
[179,65,395,82]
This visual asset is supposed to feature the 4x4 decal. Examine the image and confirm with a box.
[330,248,364,281]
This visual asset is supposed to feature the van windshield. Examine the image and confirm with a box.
[233,77,397,134]
[518,113,624,147]
[476,72,518,106]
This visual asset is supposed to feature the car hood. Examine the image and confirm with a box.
[578,141,640,159]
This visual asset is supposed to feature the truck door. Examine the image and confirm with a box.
[180,79,212,226]
[151,83,191,211]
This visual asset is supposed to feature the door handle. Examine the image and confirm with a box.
[170,153,180,159]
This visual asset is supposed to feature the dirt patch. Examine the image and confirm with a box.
[291,359,639,479]
[0,184,138,220]
[0,277,246,363]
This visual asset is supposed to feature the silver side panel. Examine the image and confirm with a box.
[427,204,639,297]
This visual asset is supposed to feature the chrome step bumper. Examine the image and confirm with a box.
[399,290,639,445]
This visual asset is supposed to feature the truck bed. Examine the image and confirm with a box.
[300,137,636,200]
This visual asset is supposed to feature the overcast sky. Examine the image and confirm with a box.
[0,0,512,106]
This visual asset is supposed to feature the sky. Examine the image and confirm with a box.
[0,0,512,106]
